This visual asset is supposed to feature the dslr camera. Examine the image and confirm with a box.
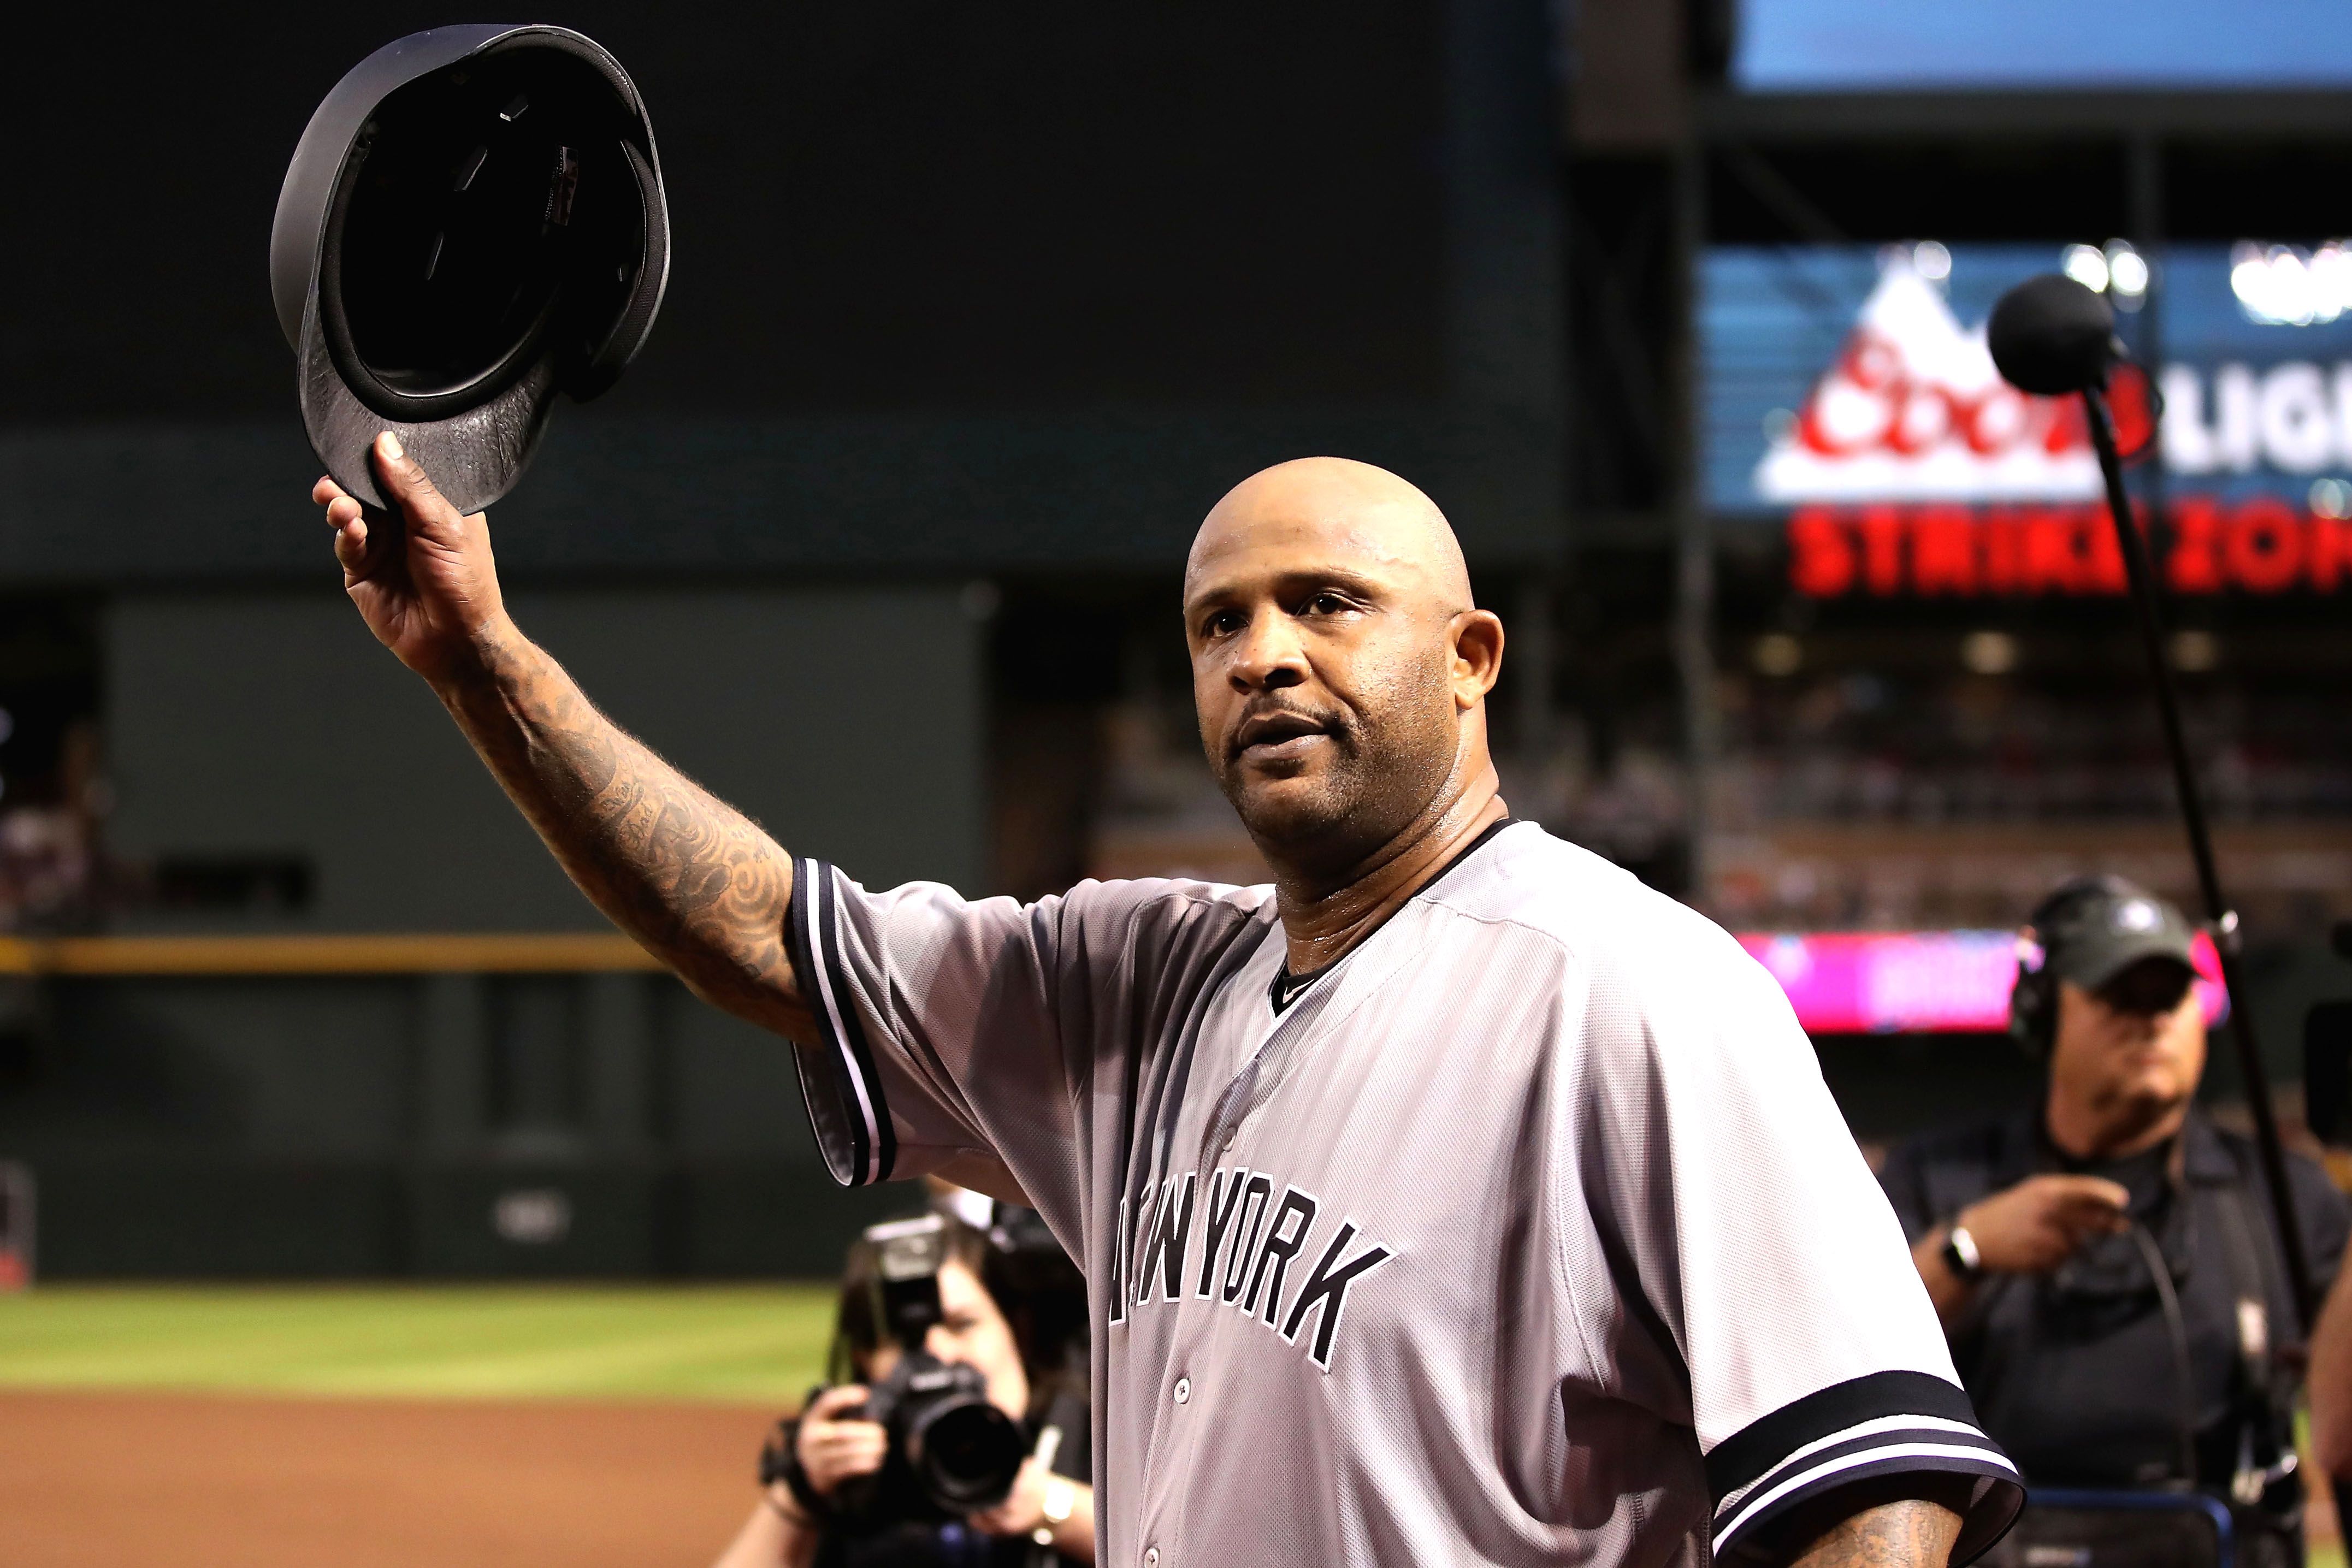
[764,1215,1029,1522]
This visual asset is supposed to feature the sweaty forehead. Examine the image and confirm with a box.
[1183,458,1470,608]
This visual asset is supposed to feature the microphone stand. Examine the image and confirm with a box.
[2081,384,2318,1334]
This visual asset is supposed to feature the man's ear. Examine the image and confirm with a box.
[1450,610,1505,703]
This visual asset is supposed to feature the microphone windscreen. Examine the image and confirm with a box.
[1988,274,2117,395]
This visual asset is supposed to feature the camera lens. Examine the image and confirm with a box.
[907,1397,1027,1512]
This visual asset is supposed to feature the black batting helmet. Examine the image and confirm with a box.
[270,25,670,513]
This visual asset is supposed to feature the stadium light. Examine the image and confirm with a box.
[2061,244,2109,293]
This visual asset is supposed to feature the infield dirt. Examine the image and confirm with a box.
[1,1389,776,1567]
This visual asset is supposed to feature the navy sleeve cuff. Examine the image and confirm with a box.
[784,856,896,1188]
[1709,1371,2023,1566]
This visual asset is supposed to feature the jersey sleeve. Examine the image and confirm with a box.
[783,857,1080,1202]
[783,857,1263,1231]
[1874,1139,1940,1246]
[1572,912,2024,1567]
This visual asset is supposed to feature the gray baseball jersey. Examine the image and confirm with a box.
[784,820,2022,1568]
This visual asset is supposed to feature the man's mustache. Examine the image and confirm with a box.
[1225,701,1351,762]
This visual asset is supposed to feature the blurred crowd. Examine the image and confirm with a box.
[1079,661,2352,939]
[1719,661,2352,827]
[0,719,106,934]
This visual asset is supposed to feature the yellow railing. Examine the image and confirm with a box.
[0,933,666,977]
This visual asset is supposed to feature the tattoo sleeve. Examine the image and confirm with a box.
[436,629,815,1039]
[1787,1498,1963,1568]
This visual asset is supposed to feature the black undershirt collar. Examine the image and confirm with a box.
[1268,816,1517,1013]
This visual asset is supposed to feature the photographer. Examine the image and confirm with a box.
[713,1211,1094,1568]
[1880,877,2349,1566]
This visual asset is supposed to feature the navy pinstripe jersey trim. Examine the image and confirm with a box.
[1706,1371,2022,1564]
[784,857,896,1187]
[1707,1370,1976,1502]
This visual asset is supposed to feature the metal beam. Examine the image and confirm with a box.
[1701,87,2352,143]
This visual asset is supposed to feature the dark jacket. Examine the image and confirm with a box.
[1879,1108,2348,1497]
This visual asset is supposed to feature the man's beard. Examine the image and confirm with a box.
[1209,673,1461,874]
[1215,701,1368,845]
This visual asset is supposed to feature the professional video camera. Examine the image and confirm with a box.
[761,1215,1029,1523]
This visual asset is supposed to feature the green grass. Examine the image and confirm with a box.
[0,1285,837,1405]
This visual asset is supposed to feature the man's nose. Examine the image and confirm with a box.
[1228,610,1309,691]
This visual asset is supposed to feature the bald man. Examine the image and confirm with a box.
[314,443,2020,1568]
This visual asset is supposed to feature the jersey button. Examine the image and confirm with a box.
[1173,1376,1191,1405]
[1144,1549,1160,1568]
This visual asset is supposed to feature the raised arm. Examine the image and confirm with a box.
[315,433,813,1040]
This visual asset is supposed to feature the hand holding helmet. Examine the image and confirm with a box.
[317,434,513,688]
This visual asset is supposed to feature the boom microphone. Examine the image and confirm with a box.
[1990,272,2319,1336]
[1985,273,2121,395]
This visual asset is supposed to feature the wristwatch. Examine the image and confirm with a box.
[1941,1224,1986,1282]
[1033,1477,1077,1547]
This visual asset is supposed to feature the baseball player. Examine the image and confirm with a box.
[315,442,2022,1568]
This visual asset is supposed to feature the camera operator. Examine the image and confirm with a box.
[712,1211,1094,1568]
[1879,877,2349,1565]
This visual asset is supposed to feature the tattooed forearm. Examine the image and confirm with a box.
[1788,1499,1961,1568]
[435,626,813,1038]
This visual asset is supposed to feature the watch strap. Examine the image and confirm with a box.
[1942,1224,1986,1280]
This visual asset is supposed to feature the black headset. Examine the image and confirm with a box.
[2007,873,2152,1061]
